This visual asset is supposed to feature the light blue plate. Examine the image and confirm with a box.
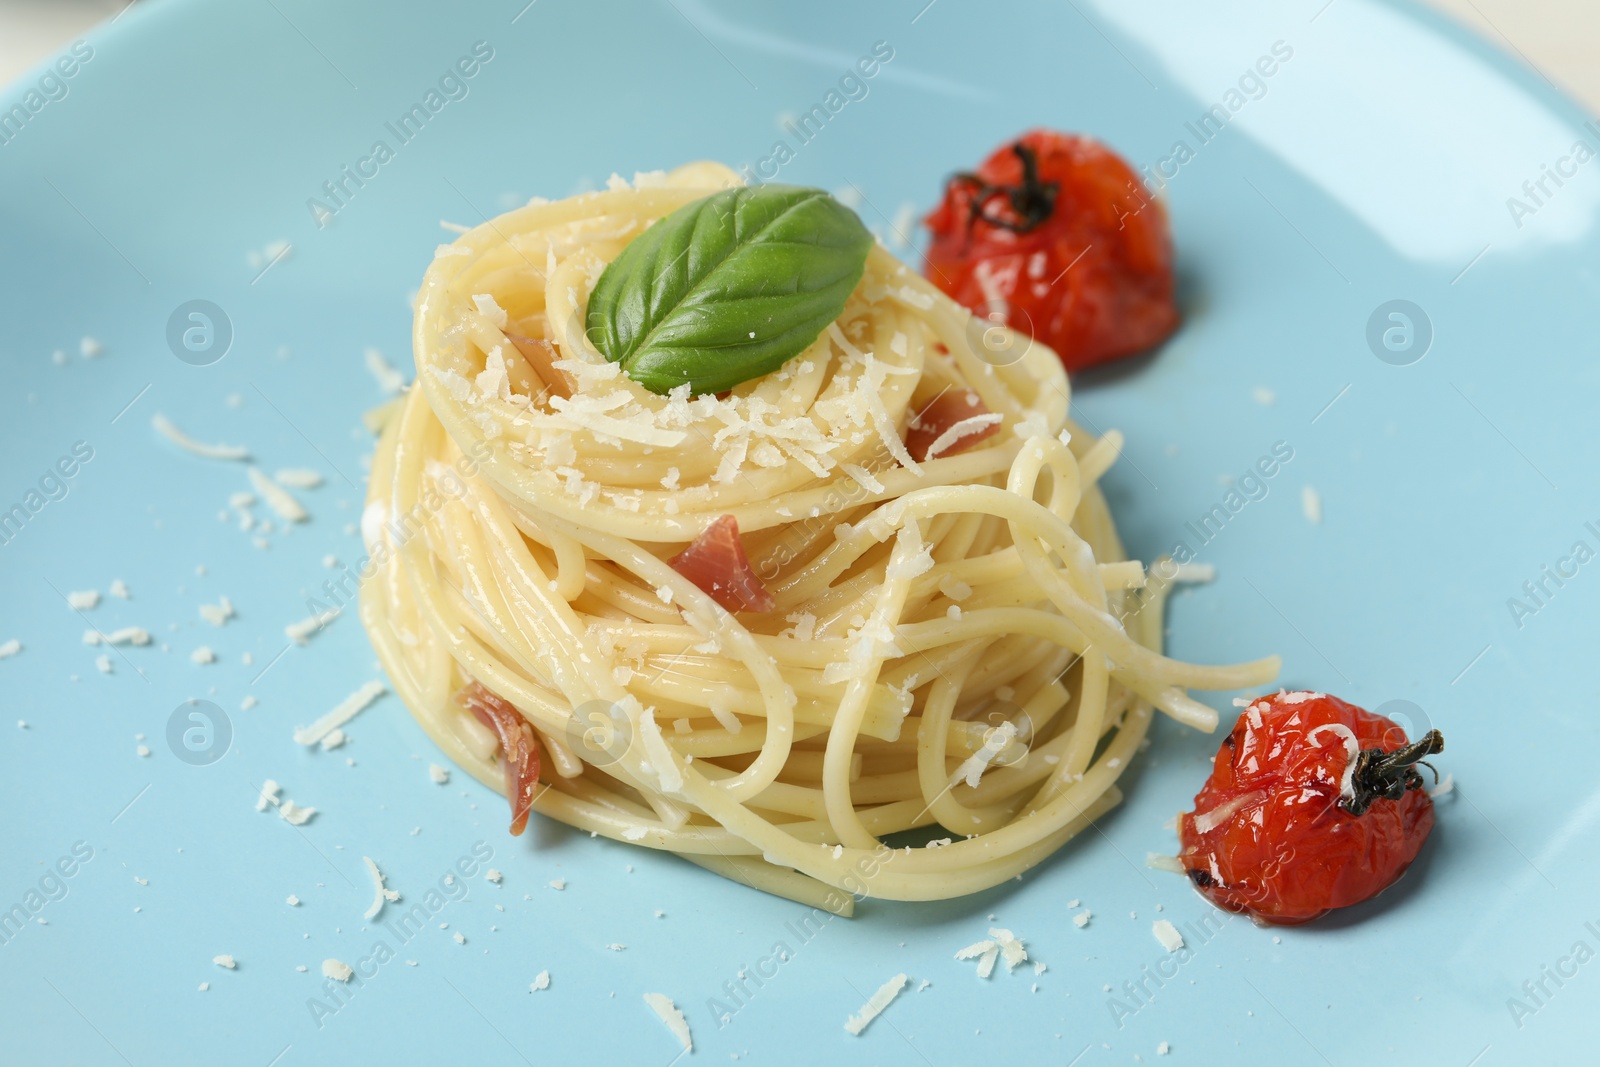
[3,1,1595,1063]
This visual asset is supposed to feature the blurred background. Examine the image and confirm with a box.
[0,0,1593,113]
[3,0,1598,112]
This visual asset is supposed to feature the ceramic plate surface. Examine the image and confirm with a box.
[2,1,1595,1063]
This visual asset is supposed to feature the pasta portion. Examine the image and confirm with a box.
[360,163,1278,913]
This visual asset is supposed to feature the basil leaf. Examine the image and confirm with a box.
[585,184,873,395]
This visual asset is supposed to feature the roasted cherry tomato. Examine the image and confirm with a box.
[923,130,1179,373]
[1177,691,1444,925]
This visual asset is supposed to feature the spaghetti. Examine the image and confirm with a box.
[360,163,1278,914]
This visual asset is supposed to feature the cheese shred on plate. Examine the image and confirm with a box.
[362,856,400,920]
[366,347,407,394]
[845,973,908,1035]
[151,414,250,461]
[279,800,316,826]
[248,468,308,523]
[274,467,324,488]
[642,993,692,1052]
[285,608,339,645]
[294,680,387,746]
[255,778,281,812]
[1152,919,1185,952]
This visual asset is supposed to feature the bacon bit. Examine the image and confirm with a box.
[504,333,573,400]
[905,388,1002,462]
[668,515,775,613]
[458,682,541,835]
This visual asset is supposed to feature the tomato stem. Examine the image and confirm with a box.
[1342,729,1445,816]
[950,142,1060,240]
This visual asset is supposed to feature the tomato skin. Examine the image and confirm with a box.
[923,130,1178,373]
[1177,693,1437,925]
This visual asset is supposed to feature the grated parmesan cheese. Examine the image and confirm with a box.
[1152,919,1185,952]
[248,468,307,523]
[213,954,236,969]
[841,463,886,494]
[428,763,449,784]
[530,970,551,992]
[190,646,216,665]
[85,626,151,646]
[255,779,281,812]
[990,927,1028,970]
[279,800,315,826]
[924,412,1005,460]
[844,973,908,1035]
[471,293,509,327]
[274,468,323,488]
[1172,562,1216,583]
[285,608,338,645]
[956,940,1000,978]
[636,708,683,793]
[643,993,693,1051]
[321,959,353,982]
[67,589,100,610]
[366,348,406,394]
[953,721,1018,789]
[293,680,386,746]
[0,639,19,659]
[198,596,234,627]
[152,414,249,461]
[362,856,400,920]
[109,579,129,599]
[1307,723,1360,801]
[1146,853,1186,874]
[1192,790,1265,834]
